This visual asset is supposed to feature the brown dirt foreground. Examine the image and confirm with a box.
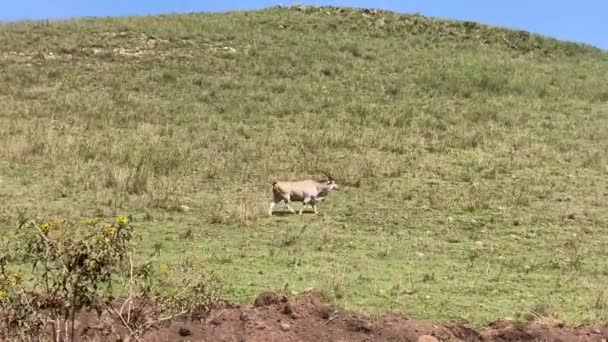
[4,292,608,342]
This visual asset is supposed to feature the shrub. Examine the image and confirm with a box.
[0,216,221,341]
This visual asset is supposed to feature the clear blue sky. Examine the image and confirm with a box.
[1,0,606,50]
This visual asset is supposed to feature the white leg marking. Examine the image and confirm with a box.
[300,196,312,215]
[285,201,296,214]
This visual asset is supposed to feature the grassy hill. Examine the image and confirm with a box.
[1,5,607,324]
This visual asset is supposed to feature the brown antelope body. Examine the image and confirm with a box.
[269,171,339,215]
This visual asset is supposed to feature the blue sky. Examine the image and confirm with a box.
[1,1,606,50]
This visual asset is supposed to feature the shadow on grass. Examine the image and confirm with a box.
[270,210,317,217]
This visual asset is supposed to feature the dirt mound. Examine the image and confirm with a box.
[2,292,607,341]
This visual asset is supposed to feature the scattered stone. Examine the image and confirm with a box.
[239,308,256,321]
[178,327,192,336]
[417,335,439,342]
[178,205,191,212]
[318,305,333,319]
[346,317,372,333]
[280,323,291,332]
[282,303,293,315]
[254,321,267,330]
[254,291,278,307]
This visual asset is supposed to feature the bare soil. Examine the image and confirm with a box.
[3,292,607,341]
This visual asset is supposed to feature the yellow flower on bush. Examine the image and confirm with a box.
[9,272,22,285]
[0,289,7,298]
[40,223,50,233]
[159,263,170,274]
[105,225,116,235]
[101,225,116,242]
[117,216,128,224]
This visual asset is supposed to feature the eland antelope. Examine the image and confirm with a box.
[269,171,339,215]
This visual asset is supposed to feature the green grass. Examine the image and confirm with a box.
[1,5,608,325]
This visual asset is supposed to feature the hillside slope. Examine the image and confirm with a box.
[1,6,607,324]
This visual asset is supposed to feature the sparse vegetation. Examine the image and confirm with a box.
[0,217,220,341]
[0,5,607,326]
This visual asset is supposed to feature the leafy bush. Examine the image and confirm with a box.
[0,216,221,341]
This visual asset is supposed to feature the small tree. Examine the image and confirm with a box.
[1,216,221,342]
[0,217,134,341]
[24,217,133,341]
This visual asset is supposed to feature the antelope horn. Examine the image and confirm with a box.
[320,169,334,181]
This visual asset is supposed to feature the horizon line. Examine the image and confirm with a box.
[0,5,604,51]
